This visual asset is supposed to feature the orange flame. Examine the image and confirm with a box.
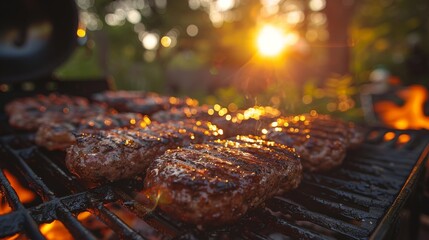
[374,85,429,129]
[1,170,36,215]
[40,220,73,240]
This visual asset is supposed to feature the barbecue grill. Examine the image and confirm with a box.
[0,79,428,240]
[2,1,429,239]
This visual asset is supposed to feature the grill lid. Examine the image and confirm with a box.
[0,0,78,83]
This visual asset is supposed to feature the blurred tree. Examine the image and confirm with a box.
[351,0,429,86]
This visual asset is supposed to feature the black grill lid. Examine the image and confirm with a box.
[0,0,78,83]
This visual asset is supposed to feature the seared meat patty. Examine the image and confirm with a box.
[144,135,302,226]
[93,91,198,115]
[92,91,153,112]
[66,120,223,183]
[36,113,150,150]
[5,93,89,116]
[152,105,281,137]
[263,114,351,172]
[151,105,211,123]
[347,122,366,149]
[5,94,106,131]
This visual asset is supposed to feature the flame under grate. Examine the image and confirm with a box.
[0,122,428,239]
[0,80,428,239]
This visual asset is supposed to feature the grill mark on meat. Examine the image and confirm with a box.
[149,106,362,172]
[35,113,148,150]
[5,94,89,116]
[264,114,349,172]
[6,94,107,131]
[144,136,302,226]
[92,91,199,114]
[66,120,221,183]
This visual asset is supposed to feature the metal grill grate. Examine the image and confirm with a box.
[0,81,428,239]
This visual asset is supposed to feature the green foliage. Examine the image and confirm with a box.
[55,45,102,79]
[351,0,429,84]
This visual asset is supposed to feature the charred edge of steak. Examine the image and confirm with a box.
[144,136,302,226]
[265,115,349,172]
[35,113,147,151]
[66,120,221,183]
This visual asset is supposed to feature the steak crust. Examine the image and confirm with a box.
[36,113,149,150]
[5,94,105,131]
[144,135,302,226]
[65,120,222,183]
[93,91,198,114]
[264,114,350,172]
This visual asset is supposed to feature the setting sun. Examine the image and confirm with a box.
[256,25,297,57]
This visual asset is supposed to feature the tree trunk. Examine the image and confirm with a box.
[324,0,358,77]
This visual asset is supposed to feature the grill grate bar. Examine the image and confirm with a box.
[90,202,145,240]
[3,144,56,201]
[305,174,397,197]
[268,197,368,239]
[331,168,404,189]
[0,167,23,210]
[356,144,425,163]
[343,158,411,176]
[286,190,374,221]
[1,139,148,240]
[342,158,411,175]
[56,205,97,240]
[255,208,333,240]
[34,148,85,193]
[299,181,387,209]
[0,169,45,239]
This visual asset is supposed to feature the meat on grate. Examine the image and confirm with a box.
[5,94,106,131]
[143,135,302,226]
[65,120,223,183]
[36,112,150,150]
[263,114,355,172]
[93,91,199,115]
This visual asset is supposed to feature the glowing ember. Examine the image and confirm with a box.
[40,220,73,240]
[383,132,395,141]
[375,85,429,129]
[1,170,36,215]
[397,134,411,144]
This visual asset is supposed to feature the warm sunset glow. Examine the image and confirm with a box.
[375,85,429,129]
[256,25,298,57]
[257,25,285,57]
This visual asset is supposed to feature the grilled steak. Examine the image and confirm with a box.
[36,113,150,150]
[151,105,211,123]
[347,122,366,149]
[5,94,106,131]
[93,91,198,114]
[5,93,89,116]
[152,107,363,171]
[92,91,151,112]
[263,114,351,172]
[144,135,302,226]
[152,105,281,137]
[66,120,223,183]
